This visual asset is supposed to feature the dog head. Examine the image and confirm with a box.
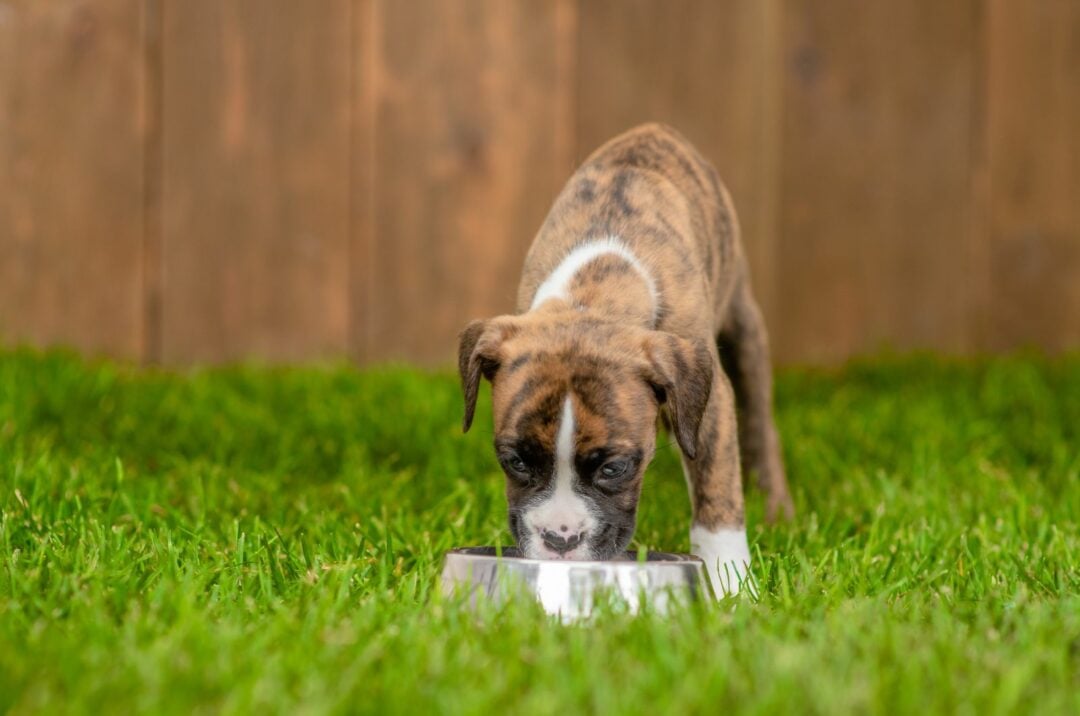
[458,311,713,560]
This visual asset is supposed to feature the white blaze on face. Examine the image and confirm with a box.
[522,396,596,559]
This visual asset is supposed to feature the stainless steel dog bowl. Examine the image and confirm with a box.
[441,546,707,619]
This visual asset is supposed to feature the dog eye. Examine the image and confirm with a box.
[599,460,630,479]
[500,453,529,477]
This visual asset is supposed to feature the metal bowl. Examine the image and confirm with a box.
[441,546,707,620]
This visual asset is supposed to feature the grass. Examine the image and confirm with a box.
[1,348,1078,715]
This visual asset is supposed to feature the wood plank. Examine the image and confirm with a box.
[350,0,376,363]
[982,0,1080,352]
[776,0,981,363]
[159,0,352,363]
[0,0,145,358]
[365,0,576,364]
[142,0,164,362]
[576,0,779,327]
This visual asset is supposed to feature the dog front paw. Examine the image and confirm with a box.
[690,525,758,599]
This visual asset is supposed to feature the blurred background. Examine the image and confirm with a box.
[0,0,1076,367]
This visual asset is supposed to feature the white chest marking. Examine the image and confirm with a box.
[522,397,596,557]
[530,237,659,322]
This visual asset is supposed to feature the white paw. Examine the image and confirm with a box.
[690,525,758,599]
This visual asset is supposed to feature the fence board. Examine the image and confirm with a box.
[363,0,576,364]
[982,0,1080,351]
[159,0,352,363]
[776,0,980,363]
[576,0,779,324]
[350,0,376,362]
[0,0,145,358]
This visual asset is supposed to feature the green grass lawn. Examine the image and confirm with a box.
[1,349,1078,714]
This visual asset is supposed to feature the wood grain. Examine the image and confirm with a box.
[159,0,352,363]
[982,0,1080,351]
[0,0,145,358]
[776,0,981,363]
[576,0,779,324]
[364,0,576,364]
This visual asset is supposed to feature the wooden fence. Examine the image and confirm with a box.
[1,0,1077,366]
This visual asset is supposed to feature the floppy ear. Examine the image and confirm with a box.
[641,333,714,459]
[457,319,514,432]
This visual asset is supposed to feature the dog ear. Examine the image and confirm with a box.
[641,332,714,459]
[457,318,515,433]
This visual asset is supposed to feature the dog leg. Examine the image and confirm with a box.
[718,281,794,523]
[681,363,756,597]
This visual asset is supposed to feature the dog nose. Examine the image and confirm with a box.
[541,529,584,554]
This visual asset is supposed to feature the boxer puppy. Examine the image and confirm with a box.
[458,123,793,596]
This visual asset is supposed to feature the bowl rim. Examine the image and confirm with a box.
[444,546,704,568]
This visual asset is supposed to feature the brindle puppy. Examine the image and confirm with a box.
[458,123,793,596]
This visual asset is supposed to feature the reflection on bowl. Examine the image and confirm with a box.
[440,546,707,620]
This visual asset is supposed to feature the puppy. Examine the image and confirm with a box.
[458,123,793,596]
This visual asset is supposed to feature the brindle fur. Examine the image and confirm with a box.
[460,123,793,558]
